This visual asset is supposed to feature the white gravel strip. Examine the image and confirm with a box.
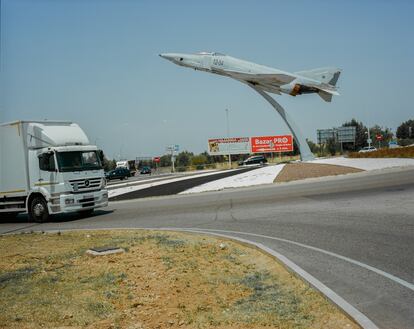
[311,157,414,170]
[180,164,285,194]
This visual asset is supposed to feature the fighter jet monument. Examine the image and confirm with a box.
[159,52,341,161]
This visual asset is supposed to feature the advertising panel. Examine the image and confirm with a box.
[251,135,293,153]
[337,126,356,143]
[317,127,356,144]
[208,137,250,155]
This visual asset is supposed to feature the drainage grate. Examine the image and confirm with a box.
[86,246,125,256]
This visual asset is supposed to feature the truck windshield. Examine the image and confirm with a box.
[56,151,102,172]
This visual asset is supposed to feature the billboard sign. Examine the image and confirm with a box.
[251,135,293,153]
[337,126,356,143]
[317,127,356,144]
[208,137,250,155]
[317,129,335,144]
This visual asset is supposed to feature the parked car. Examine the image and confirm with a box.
[105,168,131,181]
[358,146,377,153]
[388,141,400,149]
[239,155,268,166]
[140,166,152,175]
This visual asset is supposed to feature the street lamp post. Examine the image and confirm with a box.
[225,109,231,169]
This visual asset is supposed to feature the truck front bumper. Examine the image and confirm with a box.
[49,189,108,214]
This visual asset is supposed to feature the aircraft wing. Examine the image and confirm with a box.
[225,70,296,85]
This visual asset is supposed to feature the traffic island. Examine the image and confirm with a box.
[274,162,363,183]
[0,230,360,329]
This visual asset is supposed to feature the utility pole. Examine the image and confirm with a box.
[366,123,372,148]
[171,153,175,173]
[225,108,231,169]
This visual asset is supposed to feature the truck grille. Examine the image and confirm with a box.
[79,197,95,208]
[69,178,102,191]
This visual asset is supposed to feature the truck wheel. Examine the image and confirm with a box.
[29,196,49,223]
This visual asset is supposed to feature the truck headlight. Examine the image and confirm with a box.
[65,198,75,205]
[50,198,60,205]
[102,192,108,200]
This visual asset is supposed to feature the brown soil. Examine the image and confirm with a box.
[0,230,360,329]
[275,163,363,183]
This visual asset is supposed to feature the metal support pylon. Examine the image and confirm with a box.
[249,84,315,161]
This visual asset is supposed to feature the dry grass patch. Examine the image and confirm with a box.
[348,146,414,158]
[0,230,360,329]
[275,163,363,183]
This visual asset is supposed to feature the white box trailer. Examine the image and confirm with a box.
[0,120,108,222]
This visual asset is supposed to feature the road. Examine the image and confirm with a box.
[109,167,257,200]
[1,167,414,329]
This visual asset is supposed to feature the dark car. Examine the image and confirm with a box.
[239,155,268,166]
[140,166,152,175]
[105,168,131,181]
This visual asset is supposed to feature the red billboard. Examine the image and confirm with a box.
[251,135,293,153]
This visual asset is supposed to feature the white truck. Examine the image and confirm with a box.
[0,120,108,222]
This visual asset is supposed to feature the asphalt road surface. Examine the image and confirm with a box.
[109,167,257,201]
[2,167,414,329]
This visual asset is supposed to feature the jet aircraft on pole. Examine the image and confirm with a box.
[160,52,341,160]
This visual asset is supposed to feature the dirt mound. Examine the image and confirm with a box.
[275,162,363,183]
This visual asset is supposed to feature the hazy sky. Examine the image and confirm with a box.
[2,0,413,159]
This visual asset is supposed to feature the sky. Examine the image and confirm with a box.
[1,0,413,160]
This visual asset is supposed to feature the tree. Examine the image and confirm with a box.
[342,119,368,150]
[176,151,193,168]
[307,139,319,154]
[99,150,115,172]
[326,137,338,155]
[284,139,299,157]
[369,125,393,147]
[102,157,116,171]
[396,119,414,139]
[200,151,214,164]
[159,155,171,167]
[191,154,207,166]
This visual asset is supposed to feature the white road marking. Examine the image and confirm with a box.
[108,170,237,198]
[180,164,285,194]
[182,228,414,292]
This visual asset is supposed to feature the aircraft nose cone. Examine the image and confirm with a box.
[159,53,174,61]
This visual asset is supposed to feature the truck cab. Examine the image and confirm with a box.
[0,121,108,222]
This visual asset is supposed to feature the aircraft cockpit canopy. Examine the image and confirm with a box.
[196,52,225,56]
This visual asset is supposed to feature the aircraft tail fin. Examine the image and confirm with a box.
[318,90,333,102]
[317,88,340,102]
[295,67,341,86]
